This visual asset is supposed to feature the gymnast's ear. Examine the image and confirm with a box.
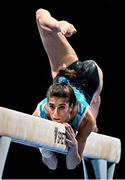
[69,104,73,112]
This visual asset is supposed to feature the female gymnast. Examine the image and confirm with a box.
[33,8,103,172]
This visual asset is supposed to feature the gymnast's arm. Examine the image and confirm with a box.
[32,107,58,170]
[32,108,38,116]
[65,108,97,169]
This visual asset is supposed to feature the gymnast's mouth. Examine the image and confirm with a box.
[53,118,61,122]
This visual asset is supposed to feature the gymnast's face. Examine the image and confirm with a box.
[47,97,71,123]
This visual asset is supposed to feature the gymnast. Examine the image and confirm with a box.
[33,8,103,171]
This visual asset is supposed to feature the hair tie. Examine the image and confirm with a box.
[58,76,69,85]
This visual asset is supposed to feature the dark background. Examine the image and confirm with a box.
[0,0,124,179]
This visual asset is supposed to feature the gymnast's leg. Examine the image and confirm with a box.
[36,8,78,79]
[90,62,103,120]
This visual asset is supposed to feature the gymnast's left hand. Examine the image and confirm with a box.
[63,123,78,155]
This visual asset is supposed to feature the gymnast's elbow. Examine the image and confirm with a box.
[66,153,81,170]
[66,159,81,170]
[42,156,58,170]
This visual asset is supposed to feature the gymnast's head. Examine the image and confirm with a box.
[45,68,77,123]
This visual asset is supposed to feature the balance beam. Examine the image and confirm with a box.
[0,107,121,179]
[0,106,121,162]
[0,106,68,154]
[84,132,121,163]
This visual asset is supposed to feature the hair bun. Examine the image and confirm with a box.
[58,76,69,85]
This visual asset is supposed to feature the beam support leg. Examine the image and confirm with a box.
[0,136,11,179]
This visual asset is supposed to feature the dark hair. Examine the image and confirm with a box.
[53,66,77,84]
[46,83,77,107]
[47,66,77,107]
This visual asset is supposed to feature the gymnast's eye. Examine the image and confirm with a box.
[58,105,66,110]
[48,103,68,111]
[48,103,55,110]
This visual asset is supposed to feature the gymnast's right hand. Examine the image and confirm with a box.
[39,148,58,170]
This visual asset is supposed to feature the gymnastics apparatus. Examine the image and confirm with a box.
[0,106,121,179]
